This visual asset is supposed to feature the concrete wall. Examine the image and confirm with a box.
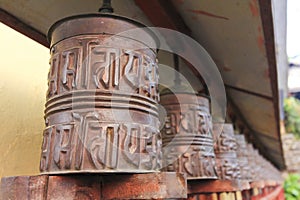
[0,23,48,177]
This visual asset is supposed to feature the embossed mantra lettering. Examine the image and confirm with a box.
[46,44,158,101]
[41,112,160,171]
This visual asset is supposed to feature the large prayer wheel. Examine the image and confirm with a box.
[161,92,217,179]
[40,14,161,174]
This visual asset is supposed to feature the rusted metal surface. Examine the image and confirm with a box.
[161,93,217,179]
[0,173,187,199]
[213,123,241,180]
[40,14,162,174]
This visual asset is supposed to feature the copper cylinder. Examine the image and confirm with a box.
[235,135,252,181]
[161,93,217,179]
[40,14,161,174]
[213,123,241,180]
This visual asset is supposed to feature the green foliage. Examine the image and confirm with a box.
[284,174,300,200]
[284,97,300,138]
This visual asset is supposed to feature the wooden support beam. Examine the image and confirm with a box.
[0,173,187,199]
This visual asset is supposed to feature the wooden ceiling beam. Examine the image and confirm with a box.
[134,0,191,35]
[0,8,49,48]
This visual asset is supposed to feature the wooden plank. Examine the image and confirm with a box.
[47,175,101,200]
[1,173,187,199]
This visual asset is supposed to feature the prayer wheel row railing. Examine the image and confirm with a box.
[0,5,284,199]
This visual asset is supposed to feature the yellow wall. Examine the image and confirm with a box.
[0,23,49,177]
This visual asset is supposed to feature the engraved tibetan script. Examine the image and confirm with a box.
[53,124,75,169]
[47,54,59,98]
[61,49,80,91]
[91,47,120,89]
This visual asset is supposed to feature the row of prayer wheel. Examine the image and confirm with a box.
[39,13,282,187]
[187,134,283,200]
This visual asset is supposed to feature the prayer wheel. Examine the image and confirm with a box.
[235,135,252,181]
[246,144,258,181]
[213,123,241,180]
[252,148,263,181]
[161,92,217,179]
[40,13,162,174]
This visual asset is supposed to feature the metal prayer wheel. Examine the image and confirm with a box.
[161,93,217,179]
[246,144,258,181]
[235,135,252,180]
[253,149,263,181]
[40,14,162,174]
[213,123,241,180]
